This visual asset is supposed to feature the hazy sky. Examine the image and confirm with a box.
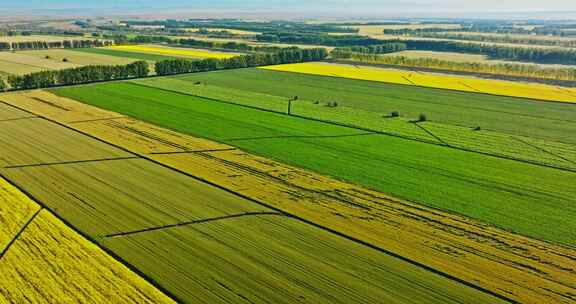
[1,0,574,17]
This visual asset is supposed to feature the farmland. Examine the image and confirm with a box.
[0,49,136,76]
[378,50,576,68]
[106,45,239,59]
[2,90,575,303]
[0,95,519,303]
[50,80,576,248]
[0,177,176,303]
[137,68,576,144]
[261,62,576,103]
[2,91,575,303]
[347,24,462,35]
[72,47,184,62]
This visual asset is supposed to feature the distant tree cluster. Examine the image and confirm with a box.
[156,48,328,76]
[7,61,149,90]
[0,39,112,51]
[332,52,576,81]
[332,43,407,55]
[256,32,382,46]
[372,39,576,64]
[391,32,576,48]
[177,38,299,53]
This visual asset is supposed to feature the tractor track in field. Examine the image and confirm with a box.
[2,156,140,169]
[0,97,521,304]
[104,212,288,238]
[0,207,42,261]
[67,116,126,124]
[0,116,38,123]
[148,148,237,155]
[412,122,450,146]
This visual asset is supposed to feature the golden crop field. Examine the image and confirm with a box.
[0,49,136,76]
[0,178,175,304]
[107,45,238,59]
[261,62,576,103]
[0,51,80,75]
[22,49,136,66]
[2,158,270,236]
[4,90,575,303]
[0,179,40,251]
[0,117,131,168]
[0,103,33,121]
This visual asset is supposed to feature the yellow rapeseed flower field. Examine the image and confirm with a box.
[109,45,237,59]
[261,62,576,103]
[0,178,175,304]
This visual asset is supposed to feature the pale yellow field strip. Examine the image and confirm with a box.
[0,178,176,304]
[261,62,576,103]
[0,91,124,123]
[0,103,33,121]
[108,45,238,59]
[23,49,137,66]
[0,118,131,167]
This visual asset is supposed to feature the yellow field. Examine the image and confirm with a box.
[0,177,175,304]
[261,62,576,103]
[107,45,238,59]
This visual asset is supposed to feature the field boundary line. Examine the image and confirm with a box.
[0,207,42,261]
[148,148,237,155]
[0,116,39,123]
[105,83,576,173]
[224,132,376,142]
[104,212,287,238]
[513,137,576,166]
[413,122,450,146]
[3,156,141,170]
[68,116,126,124]
[0,171,183,303]
[0,99,522,304]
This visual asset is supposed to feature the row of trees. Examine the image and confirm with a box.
[332,43,407,55]
[372,39,576,64]
[177,38,298,53]
[5,61,149,90]
[392,32,576,48]
[0,39,113,51]
[256,32,382,46]
[156,48,328,76]
[332,52,576,81]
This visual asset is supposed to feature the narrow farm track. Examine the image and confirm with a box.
[0,90,574,303]
[0,94,510,303]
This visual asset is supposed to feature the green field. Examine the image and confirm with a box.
[135,77,576,171]
[53,80,576,246]
[0,105,506,303]
[167,69,576,144]
[72,47,184,62]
